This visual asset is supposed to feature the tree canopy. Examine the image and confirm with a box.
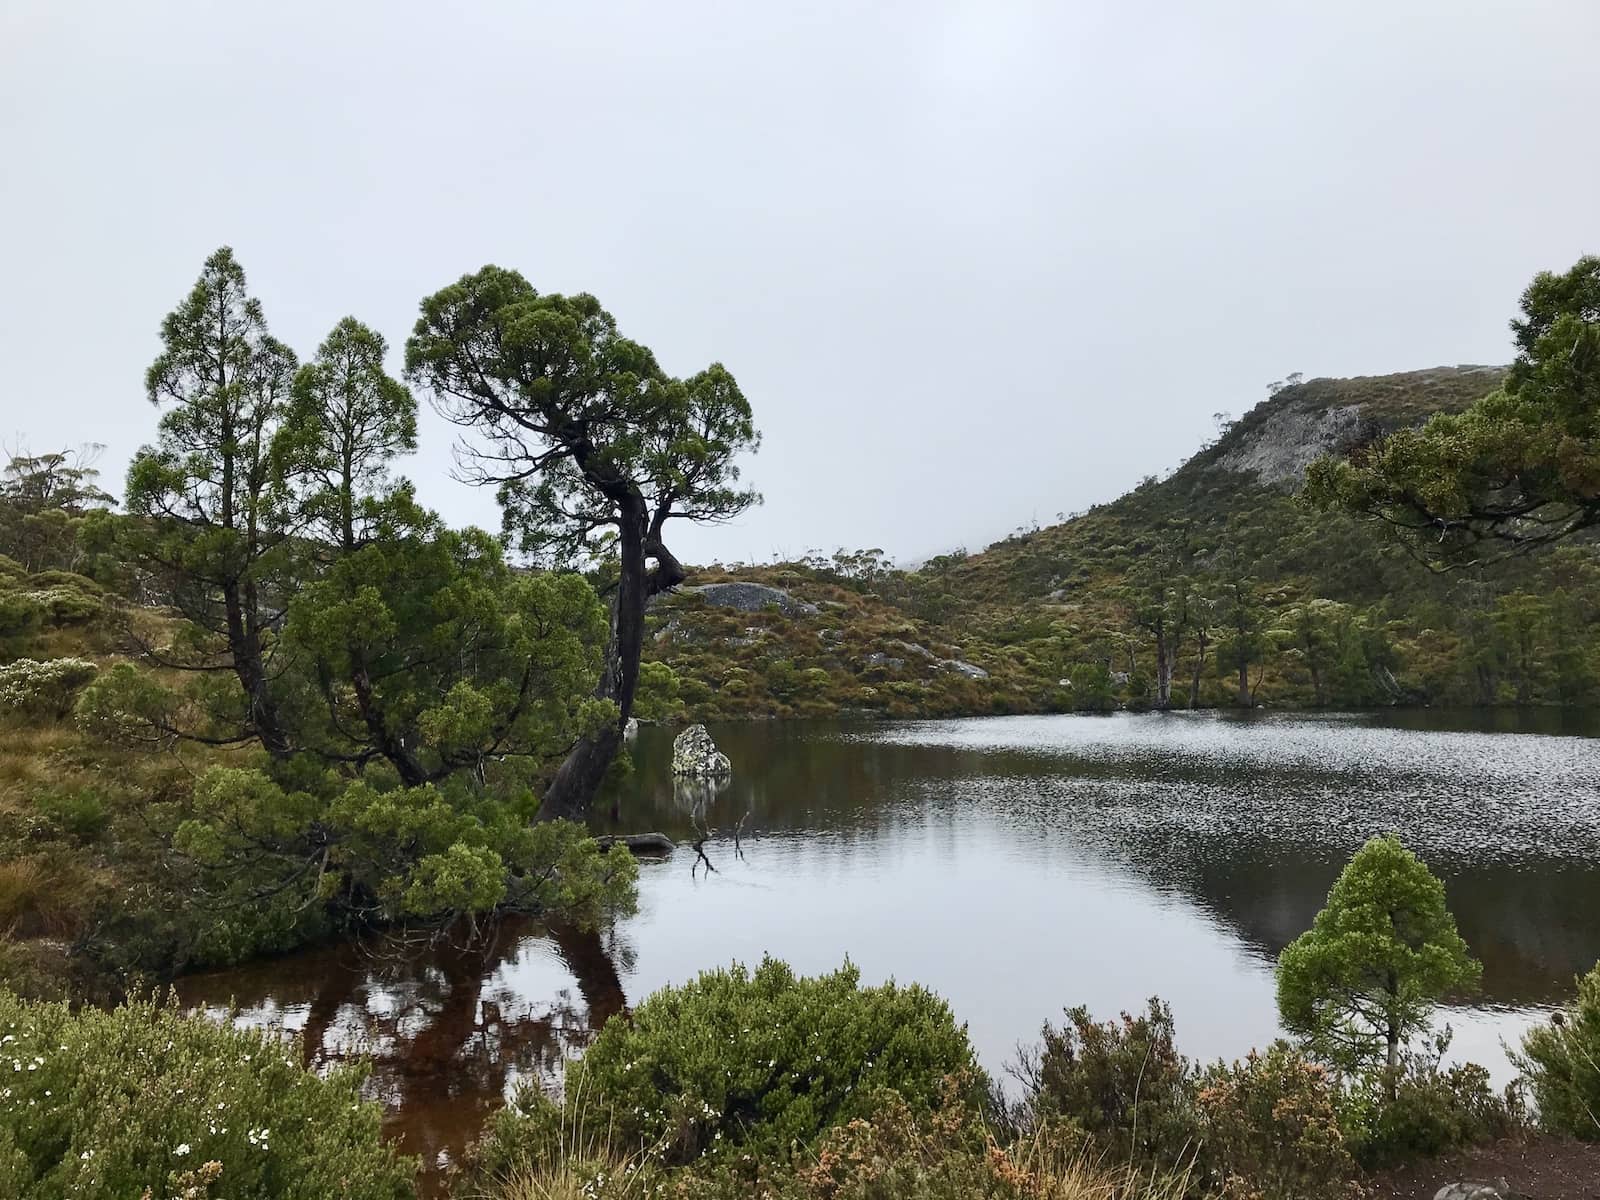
[1277,835,1480,1084]
[404,267,760,818]
[1308,256,1600,566]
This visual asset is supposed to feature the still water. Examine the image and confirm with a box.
[179,709,1600,1185]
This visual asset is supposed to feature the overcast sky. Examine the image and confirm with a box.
[3,2,1597,566]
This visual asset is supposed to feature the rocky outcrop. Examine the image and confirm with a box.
[1214,402,1368,486]
[939,658,989,680]
[666,582,819,617]
[672,724,732,778]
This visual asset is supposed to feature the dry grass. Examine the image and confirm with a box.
[1014,1134,1195,1200]
[0,858,49,932]
[485,1159,650,1200]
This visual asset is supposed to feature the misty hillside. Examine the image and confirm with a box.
[644,364,1600,720]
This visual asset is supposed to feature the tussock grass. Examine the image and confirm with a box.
[0,858,49,930]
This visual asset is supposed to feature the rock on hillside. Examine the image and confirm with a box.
[1205,365,1506,489]
[664,581,819,616]
[1213,401,1367,486]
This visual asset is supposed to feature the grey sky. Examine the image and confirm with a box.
[3,1,1597,566]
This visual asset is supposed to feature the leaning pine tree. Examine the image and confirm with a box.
[1277,834,1480,1093]
[404,269,760,820]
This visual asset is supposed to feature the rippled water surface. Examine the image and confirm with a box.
[179,709,1600,1188]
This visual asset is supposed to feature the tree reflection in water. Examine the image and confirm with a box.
[178,917,628,1194]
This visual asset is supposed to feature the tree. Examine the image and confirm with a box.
[1277,598,1350,706]
[1184,584,1216,708]
[404,268,760,820]
[1308,256,1600,565]
[282,498,610,787]
[284,316,417,554]
[0,444,115,573]
[1217,568,1267,707]
[1129,580,1185,710]
[123,247,300,754]
[1277,835,1480,1090]
[1491,591,1548,704]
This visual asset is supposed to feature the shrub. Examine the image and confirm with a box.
[1016,998,1202,1174]
[32,787,111,843]
[1196,1041,1355,1199]
[783,1078,1005,1200]
[1344,1056,1516,1171]
[0,657,98,721]
[24,570,104,595]
[0,990,417,1199]
[1343,1037,1524,1166]
[560,958,982,1167]
[472,1079,1192,1200]
[23,573,102,625]
[0,590,42,648]
[1516,961,1600,1139]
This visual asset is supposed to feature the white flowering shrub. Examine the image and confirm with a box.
[0,658,98,721]
[0,991,416,1199]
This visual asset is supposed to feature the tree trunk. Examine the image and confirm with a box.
[1385,1021,1400,1098]
[1154,632,1174,710]
[539,496,687,822]
[1189,630,1209,708]
[351,661,427,786]
[1237,656,1251,707]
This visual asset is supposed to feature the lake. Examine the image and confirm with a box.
[178,709,1600,1187]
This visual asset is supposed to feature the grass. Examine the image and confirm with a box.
[0,858,49,931]
[478,1140,1194,1200]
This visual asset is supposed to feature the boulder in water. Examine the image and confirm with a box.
[672,723,732,778]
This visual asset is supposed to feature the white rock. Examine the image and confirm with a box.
[672,724,732,778]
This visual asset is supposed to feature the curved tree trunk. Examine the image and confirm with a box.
[538,498,686,822]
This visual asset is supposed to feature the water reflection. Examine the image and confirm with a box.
[182,710,1600,1195]
[179,918,627,1186]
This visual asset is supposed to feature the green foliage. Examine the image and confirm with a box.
[1342,1046,1522,1168]
[1277,836,1480,1078]
[0,448,114,576]
[405,265,761,816]
[632,660,686,722]
[557,958,981,1167]
[1309,256,1600,563]
[1516,960,1600,1140]
[122,246,299,753]
[0,658,97,721]
[1195,1041,1355,1199]
[170,766,638,933]
[75,663,185,748]
[31,788,110,844]
[282,315,417,552]
[282,498,611,785]
[777,1076,1054,1200]
[404,269,761,569]
[1017,998,1201,1175]
[0,990,416,1200]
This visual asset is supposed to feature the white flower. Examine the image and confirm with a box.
[174,1143,191,1157]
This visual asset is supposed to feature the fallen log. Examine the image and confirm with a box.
[596,832,676,856]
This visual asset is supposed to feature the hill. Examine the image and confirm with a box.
[643,365,1600,719]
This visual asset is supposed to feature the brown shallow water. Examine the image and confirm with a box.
[178,708,1600,1191]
